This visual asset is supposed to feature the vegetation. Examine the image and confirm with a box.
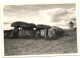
[4,29,77,56]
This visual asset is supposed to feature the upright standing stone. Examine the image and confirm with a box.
[10,27,19,39]
[44,29,48,38]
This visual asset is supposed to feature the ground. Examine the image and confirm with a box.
[4,30,77,56]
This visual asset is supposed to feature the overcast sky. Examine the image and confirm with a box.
[3,4,76,30]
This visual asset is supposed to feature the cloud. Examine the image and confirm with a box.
[39,8,76,28]
[3,5,76,29]
[39,8,68,22]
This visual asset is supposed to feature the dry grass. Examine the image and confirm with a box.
[4,30,77,56]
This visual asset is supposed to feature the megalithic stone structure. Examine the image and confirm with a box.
[11,21,36,39]
[36,24,51,39]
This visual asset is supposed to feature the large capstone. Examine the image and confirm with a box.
[11,21,29,28]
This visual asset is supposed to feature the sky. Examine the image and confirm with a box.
[3,4,76,30]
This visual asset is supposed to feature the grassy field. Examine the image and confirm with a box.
[4,30,77,56]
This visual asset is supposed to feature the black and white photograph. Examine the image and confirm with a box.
[2,3,78,56]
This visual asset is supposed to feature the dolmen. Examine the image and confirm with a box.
[10,21,36,39]
[19,23,36,39]
[36,24,51,39]
[36,25,64,40]
[10,21,27,38]
[10,21,64,39]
